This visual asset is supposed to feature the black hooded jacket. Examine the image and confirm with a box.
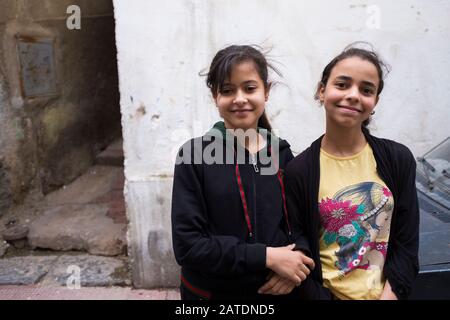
[171,122,294,298]
[285,128,420,300]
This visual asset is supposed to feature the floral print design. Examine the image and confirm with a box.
[319,182,392,275]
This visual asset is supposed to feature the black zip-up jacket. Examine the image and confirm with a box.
[171,122,294,298]
[285,128,420,300]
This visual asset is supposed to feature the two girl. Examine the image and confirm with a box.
[171,43,419,300]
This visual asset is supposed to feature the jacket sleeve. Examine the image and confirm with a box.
[285,160,333,300]
[171,146,266,276]
[284,163,312,256]
[384,146,420,299]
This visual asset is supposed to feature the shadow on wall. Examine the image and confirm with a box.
[0,0,122,212]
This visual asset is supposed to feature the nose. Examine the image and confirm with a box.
[345,85,360,103]
[233,90,248,105]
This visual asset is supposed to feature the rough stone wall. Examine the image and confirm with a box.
[0,69,12,215]
[0,0,121,214]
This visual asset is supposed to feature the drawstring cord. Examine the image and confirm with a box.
[234,146,292,239]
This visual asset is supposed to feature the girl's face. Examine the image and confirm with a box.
[319,56,380,129]
[214,61,268,130]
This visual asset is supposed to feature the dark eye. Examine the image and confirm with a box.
[246,86,257,92]
[335,82,347,89]
[362,87,375,95]
[221,87,233,95]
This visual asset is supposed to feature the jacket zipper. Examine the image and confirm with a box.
[250,153,259,173]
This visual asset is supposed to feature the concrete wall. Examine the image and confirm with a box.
[0,0,121,214]
[113,0,450,287]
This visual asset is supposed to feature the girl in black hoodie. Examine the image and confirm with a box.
[285,44,419,300]
[171,45,314,300]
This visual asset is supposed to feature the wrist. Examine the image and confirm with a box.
[266,247,274,268]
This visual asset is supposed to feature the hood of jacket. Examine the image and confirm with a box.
[205,121,291,153]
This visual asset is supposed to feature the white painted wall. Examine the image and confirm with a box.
[113,0,450,287]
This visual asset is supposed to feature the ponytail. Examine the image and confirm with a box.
[258,111,272,132]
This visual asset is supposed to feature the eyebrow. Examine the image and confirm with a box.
[335,75,377,88]
[223,80,259,86]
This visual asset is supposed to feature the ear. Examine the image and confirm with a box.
[375,95,379,106]
[318,83,325,104]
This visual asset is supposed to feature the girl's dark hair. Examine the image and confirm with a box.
[314,42,390,127]
[204,45,281,131]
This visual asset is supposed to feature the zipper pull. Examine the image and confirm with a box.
[250,154,259,173]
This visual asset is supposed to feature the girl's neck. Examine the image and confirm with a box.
[321,122,367,157]
[227,126,265,154]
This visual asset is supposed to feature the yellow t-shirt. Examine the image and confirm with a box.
[319,144,394,300]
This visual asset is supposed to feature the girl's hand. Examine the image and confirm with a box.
[266,244,315,286]
[379,280,398,300]
[258,272,296,295]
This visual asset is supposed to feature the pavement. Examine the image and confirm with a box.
[0,285,180,300]
[0,252,180,300]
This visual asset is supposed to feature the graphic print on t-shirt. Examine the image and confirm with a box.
[319,181,393,276]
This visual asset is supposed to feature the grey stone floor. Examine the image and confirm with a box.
[0,252,131,287]
[0,251,180,300]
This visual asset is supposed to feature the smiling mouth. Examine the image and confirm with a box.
[232,109,253,113]
[337,105,362,113]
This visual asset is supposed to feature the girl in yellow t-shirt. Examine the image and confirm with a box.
[285,43,419,300]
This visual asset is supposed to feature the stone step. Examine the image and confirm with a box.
[28,204,126,256]
[0,256,58,285]
[26,164,127,256]
[0,255,130,287]
[44,165,124,206]
[95,139,124,167]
